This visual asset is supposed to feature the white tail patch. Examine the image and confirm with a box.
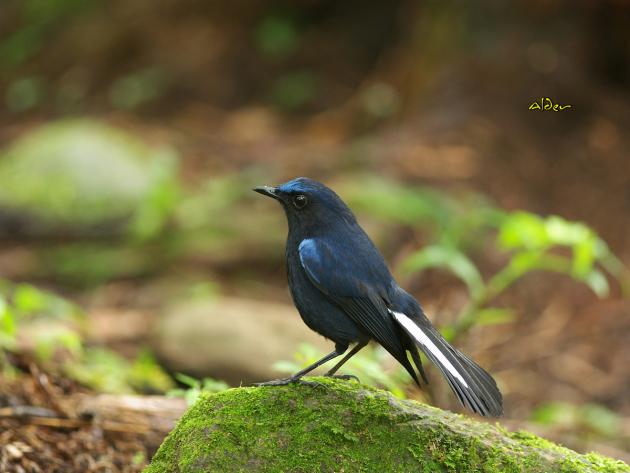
[389,310,469,388]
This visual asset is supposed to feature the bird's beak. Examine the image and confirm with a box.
[253,185,279,200]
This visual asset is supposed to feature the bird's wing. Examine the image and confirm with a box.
[298,238,419,383]
[297,237,391,298]
[299,238,503,416]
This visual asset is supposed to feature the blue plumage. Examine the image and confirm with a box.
[254,177,503,416]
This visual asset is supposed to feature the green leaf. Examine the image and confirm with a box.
[508,251,571,274]
[270,71,317,110]
[572,236,597,277]
[168,374,228,405]
[543,216,600,277]
[64,348,133,393]
[497,212,618,297]
[498,212,548,251]
[531,401,576,426]
[174,373,201,389]
[508,251,543,272]
[345,179,447,227]
[272,360,300,374]
[64,347,173,394]
[579,403,620,437]
[0,296,13,332]
[545,216,590,246]
[0,296,16,349]
[129,349,174,392]
[256,16,299,58]
[109,67,167,110]
[184,389,202,406]
[12,284,47,315]
[131,452,146,466]
[34,328,83,361]
[402,245,485,299]
[583,269,609,298]
[201,378,229,393]
[532,402,620,438]
[597,242,625,276]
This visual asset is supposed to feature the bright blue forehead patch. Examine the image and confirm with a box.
[277,177,324,194]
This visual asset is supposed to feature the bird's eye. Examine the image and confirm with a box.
[292,194,308,209]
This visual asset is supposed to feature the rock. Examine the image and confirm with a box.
[151,298,330,384]
[145,378,630,473]
[0,119,178,238]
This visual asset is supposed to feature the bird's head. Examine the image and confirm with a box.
[253,177,356,232]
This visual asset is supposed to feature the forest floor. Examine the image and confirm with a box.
[0,355,185,472]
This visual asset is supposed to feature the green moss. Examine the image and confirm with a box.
[145,377,630,473]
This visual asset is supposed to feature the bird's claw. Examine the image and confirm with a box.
[325,374,361,383]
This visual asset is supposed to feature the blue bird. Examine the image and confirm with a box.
[254,177,503,417]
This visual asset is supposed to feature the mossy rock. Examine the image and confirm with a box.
[145,377,629,473]
[0,119,178,238]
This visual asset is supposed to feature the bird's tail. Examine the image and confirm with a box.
[390,310,503,417]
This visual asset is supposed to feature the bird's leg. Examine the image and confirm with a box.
[254,343,348,387]
[324,341,368,382]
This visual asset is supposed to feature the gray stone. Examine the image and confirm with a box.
[0,119,178,237]
[151,297,330,384]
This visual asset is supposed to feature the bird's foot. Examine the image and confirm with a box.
[324,373,360,383]
[254,377,325,388]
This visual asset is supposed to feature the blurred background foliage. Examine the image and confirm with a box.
[1,0,629,465]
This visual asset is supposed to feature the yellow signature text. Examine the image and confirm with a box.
[529,97,572,111]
